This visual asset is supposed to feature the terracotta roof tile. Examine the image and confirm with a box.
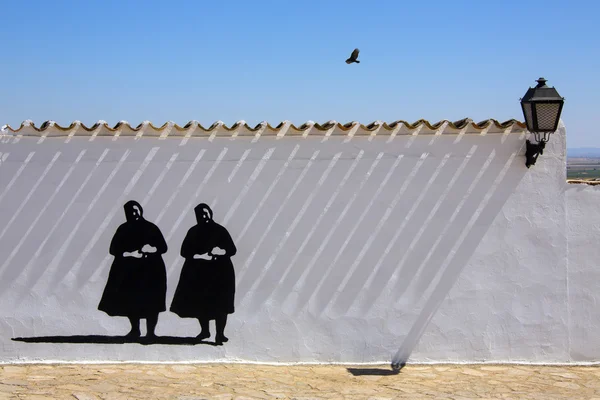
[1,119,527,137]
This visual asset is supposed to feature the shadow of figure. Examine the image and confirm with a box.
[170,203,237,345]
[11,335,219,346]
[97,200,168,339]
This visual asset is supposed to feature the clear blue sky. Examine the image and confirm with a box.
[1,0,598,147]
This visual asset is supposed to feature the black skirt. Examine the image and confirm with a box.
[98,255,167,317]
[170,257,235,319]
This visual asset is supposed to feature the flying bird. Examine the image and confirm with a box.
[345,48,360,64]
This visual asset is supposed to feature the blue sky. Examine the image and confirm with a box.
[1,0,598,147]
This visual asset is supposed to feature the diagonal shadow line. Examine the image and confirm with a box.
[11,335,220,346]
[388,145,509,305]
[0,153,62,294]
[0,152,34,206]
[295,153,406,315]
[322,152,454,317]
[405,152,495,301]
[240,152,344,313]
[166,148,275,286]
[235,145,301,244]
[275,152,385,310]
[335,146,480,317]
[163,148,230,278]
[358,146,499,316]
[154,149,206,225]
[246,151,365,313]
[166,148,229,244]
[310,151,436,316]
[403,145,523,306]
[226,149,252,184]
[130,148,207,286]
[85,151,203,288]
[223,148,276,226]
[14,150,111,300]
[237,151,331,297]
[70,147,161,288]
[141,153,179,206]
[391,147,525,366]
[235,150,320,291]
[1,151,86,299]
[4,151,84,258]
[0,152,61,245]
[41,150,131,296]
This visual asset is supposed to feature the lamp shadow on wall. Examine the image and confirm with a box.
[388,142,526,368]
[229,135,526,364]
[346,367,400,376]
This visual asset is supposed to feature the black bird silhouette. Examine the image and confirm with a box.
[346,48,360,64]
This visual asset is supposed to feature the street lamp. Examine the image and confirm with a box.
[520,77,565,168]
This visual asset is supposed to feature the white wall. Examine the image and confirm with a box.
[567,184,600,362]
[0,120,596,364]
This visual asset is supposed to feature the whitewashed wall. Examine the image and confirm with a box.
[566,184,600,362]
[0,120,595,364]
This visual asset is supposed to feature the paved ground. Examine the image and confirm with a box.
[1,364,599,399]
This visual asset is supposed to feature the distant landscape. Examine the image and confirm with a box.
[567,148,600,180]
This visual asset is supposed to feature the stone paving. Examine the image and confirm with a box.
[1,363,600,399]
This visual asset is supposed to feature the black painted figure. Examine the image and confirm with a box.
[170,203,237,345]
[98,200,168,339]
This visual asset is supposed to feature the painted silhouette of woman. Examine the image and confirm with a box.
[170,203,237,345]
[98,200,168,339]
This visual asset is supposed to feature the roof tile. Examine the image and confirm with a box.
[2,119,527,137]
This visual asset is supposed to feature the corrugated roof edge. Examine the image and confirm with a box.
[2,118,527,136]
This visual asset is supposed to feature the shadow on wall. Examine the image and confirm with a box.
[13,202,237,347]
[3,135,527,363]
[390,143,526,367]
[346,367,401,376]
[12,335,220,346]
[231,137,525,307]
[224,135,526,364]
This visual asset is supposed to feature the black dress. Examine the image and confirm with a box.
[98,219,168,318]
[170,222,237,320]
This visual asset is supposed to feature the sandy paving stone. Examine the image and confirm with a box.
[0,364,599,399]
[72,394,101,400]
